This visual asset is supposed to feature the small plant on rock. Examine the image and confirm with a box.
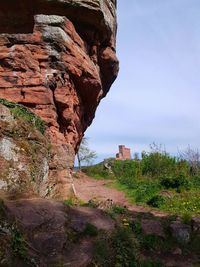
[11,227,27,260]
[83,223,98,237]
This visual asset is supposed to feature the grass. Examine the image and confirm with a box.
[111,180,160,206]
[160,191,200,214]
[105,204,128,219]
[82,159,115,180]
[112,181,200,215]
[83,148,200,217]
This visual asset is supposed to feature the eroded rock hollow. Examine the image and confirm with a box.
[0,0,119,198]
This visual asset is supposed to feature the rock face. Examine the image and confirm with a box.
[0,103,51,198]
[0,0,119,198]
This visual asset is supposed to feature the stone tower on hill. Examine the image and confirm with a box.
[116,145,131,160]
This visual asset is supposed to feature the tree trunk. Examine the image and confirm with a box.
[77,152,81,170]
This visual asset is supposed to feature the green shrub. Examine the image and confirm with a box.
[147,195,166,208]
[175,160,190,177]
[160,174,191,191]
[134,180,161,203]
[82,163,114,180]
[113,160,142,188]
[191,176,200,187]
[142,151,176,178]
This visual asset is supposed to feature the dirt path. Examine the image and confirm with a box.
[73,173,167,217]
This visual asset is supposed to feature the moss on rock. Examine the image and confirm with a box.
[0,98,45,134]
[0,101,50,198]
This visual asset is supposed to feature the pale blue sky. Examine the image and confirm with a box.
[85,0,200,162]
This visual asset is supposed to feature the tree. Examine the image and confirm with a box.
[178,145,200,175]
[133,152,140,161]
[77,137,97,170]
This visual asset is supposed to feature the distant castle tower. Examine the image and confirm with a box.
[116,145,131,160]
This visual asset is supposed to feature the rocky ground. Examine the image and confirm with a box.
[73,172,200,267]
[0,172,200,266]
[0,197,115,267]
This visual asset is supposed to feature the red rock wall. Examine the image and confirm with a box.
[0,1,119,198]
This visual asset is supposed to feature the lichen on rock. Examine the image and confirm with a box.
[0,102,50,198]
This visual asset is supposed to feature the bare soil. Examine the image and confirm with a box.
[73,172,167,217]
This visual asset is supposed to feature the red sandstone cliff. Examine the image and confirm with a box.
[0,0,119,198]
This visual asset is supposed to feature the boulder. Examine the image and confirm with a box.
[141,219,165,238]
[170,221,191,244]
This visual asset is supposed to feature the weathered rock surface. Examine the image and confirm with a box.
[0,101,78,198]
[141,219,165,238]
[0,198,115,267]
[0,0,119,198]
[170,221,191,244]
[0,103,51,198]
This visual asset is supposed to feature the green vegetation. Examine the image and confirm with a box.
[83,223,98,237]
[110,205,127,215]
[93,225,165,267]
[82,164,113,179]
[93,227,138,267]
[82,158,115,180]
[181,212,192,225]
[63,198,75,207]
[140,234,164,250]
[147,195,165,208]
[0,98,45,134]
[105,204,128,219]
[11,227,28,260]
[81,199,98,208]
[63,196,85,207]
[83,144,200,216]
[138,259,163,267]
